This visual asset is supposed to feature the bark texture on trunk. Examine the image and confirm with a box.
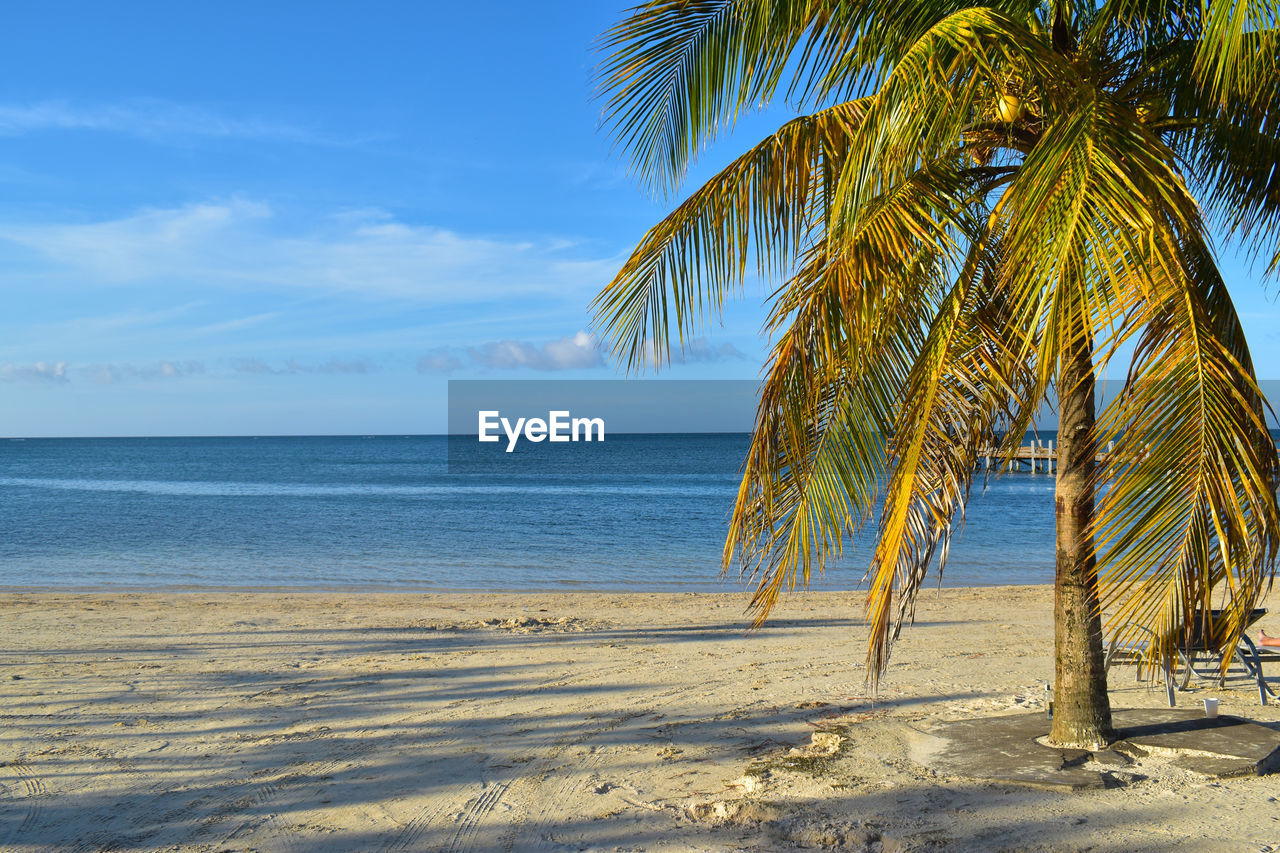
[1049,322,1115,748]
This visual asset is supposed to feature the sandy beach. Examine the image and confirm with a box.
[2,586,1278,852]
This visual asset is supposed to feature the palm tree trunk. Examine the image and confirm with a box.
[1049,320,1115,748]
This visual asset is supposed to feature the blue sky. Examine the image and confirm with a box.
[0,2,1277,436]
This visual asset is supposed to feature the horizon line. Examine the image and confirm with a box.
[1,431,760,440]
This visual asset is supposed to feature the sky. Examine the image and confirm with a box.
[0,2,1277,436]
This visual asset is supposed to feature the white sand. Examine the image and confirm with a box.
[1,586,1278,852]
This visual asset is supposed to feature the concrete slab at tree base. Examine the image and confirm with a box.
[907,708,1280,790]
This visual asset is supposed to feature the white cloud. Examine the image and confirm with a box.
[418,331,604,373]
[0,99,326,144]
[0,200,621,303]
[467,331,604,372]
[638,337,749,367]
[416,332,747,374]
[0,361,68,383]
[78,361,206,384]
[417,348,463,374]
[232,358,377,375]
[0,360,208,384]
[543,331,607,369]
[0,357,379,384]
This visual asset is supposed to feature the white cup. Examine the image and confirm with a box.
[1203,698,1219,718]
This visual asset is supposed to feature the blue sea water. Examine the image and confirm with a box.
[0,434,1060,591]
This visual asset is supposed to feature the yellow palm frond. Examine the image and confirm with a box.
[1096,232,1280,667]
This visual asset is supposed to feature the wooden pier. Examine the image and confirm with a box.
[979,440,1117,474]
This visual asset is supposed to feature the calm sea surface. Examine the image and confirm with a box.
[0,434,1062,591]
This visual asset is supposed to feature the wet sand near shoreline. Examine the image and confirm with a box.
[1,587,1278,852]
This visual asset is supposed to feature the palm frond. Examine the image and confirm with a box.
[863,226,1039,680]
[1096,231,1280,668]
[1162,41,1280,270]
[592,101,870,370]
[597,0,822,191]
[728,157,990,624]
[994,87,1192,407]
[1193,0,1279,108]
[727,250,905,618]
[804,0,1047,103]
[830,7,1077,223]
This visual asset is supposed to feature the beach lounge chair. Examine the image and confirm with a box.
[1103,609,1273,706]
[1236,634,1280,704]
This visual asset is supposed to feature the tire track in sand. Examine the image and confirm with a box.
[374,646,708,853]
[491,708,657,853]
[370,658,631,853]
[0,762,48,849]
[397,706,656,853]
[489,669,745,852]
[213,731,388,853]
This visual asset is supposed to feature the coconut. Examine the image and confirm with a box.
[997,93,1023,123]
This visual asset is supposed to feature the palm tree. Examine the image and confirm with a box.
[592,0,1280,748]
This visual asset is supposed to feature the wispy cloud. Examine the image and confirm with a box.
[0,99,327,144]
[192,311,283,336]
[0,356,382,384]
[0,361,69,383]
[417,348,464,374]
[78,360,206,383]
[0,200,621,303]
[31,304,204,336]
[233,358,378,375]
[468,331,604,371]
[561,160,629,192]
[0,359,207,384]
[419,331,604,373]
[416,332,747,374]
[668,338,747,364]
[638,338,749,368]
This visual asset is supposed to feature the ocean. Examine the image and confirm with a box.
[0,434,1061,591]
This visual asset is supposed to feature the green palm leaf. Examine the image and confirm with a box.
[593,100,870,368]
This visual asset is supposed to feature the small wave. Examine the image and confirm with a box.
[0,477,426,496]
[0,476,736,498]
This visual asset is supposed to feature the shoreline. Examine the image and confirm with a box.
[3,586,1277,851]
[0,581,1049,594]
